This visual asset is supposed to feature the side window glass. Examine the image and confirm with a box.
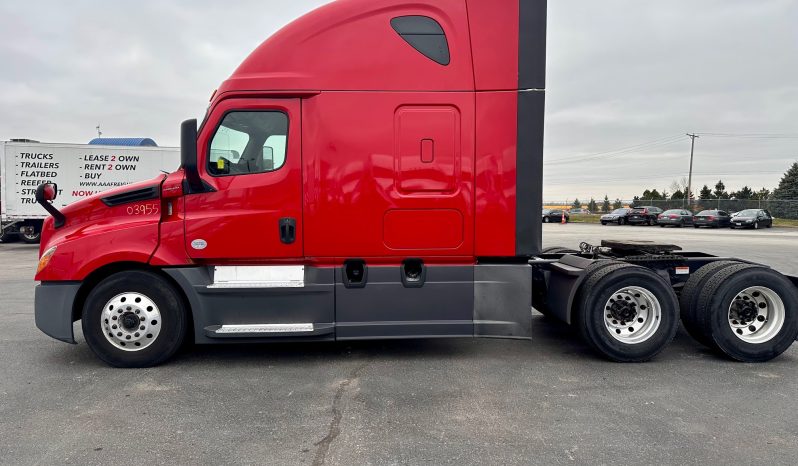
[208,111,288,176]
[391,16,450,66]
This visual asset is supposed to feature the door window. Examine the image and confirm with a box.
[208,111,288,176]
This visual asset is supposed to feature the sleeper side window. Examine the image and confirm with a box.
[391,16,450,66]
[208,111,288,176]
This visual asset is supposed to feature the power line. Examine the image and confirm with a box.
[545,135,685,165]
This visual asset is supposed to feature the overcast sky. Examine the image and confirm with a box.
[1,0,796,200]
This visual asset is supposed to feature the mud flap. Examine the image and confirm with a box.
[474,264,533,339]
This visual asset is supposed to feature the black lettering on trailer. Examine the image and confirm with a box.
[115,164,136,171]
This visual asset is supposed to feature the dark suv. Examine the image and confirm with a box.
[627,206,663,226]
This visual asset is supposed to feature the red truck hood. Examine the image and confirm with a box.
[38,175,166,256]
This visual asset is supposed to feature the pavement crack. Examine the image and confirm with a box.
[312,363,367,466]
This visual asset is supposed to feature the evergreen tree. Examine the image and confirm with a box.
[602,195,611,212]
[733,186,754,200]
[772,162,798,218]
[755,187,771,200]
[699,185,713,200]
[713,180,728,199]
[772,162,798,199]
[588,198,598,213]
[572,198,582,209]
[613,199,623,209]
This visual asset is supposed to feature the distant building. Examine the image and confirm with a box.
[88,138,158,147]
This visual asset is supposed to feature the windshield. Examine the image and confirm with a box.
[542,209,552,214]
[737,209,759,217]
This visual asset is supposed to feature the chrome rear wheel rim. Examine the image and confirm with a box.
[603,286,662,344]
[728,286,785,344]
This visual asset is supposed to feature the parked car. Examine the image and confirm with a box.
[600,208,631,225]
[627,206,663,226]
[730,209,773,229]
[542,209,569,223]
[657,209,694,227]
[570,208,591,215]
[693,210,732,228]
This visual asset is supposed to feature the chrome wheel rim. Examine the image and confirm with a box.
[728,286,785,344]
[100,292,162,351]
[603,286,662,344]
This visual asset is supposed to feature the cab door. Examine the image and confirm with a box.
[184,98,302,260]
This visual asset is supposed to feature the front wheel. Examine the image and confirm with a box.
[82,270,188,367]
[574,263,679,362]
[543,217,550,223]
[754,221,760,230]
[601,221,607,226]
[618,218,626,226]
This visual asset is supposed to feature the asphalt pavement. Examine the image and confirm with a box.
[1,225,797,465]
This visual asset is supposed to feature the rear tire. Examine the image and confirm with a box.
[574,263,679,362]
[679,260,744,347]
[82,270,188,368]
[618,218,625,226]
[693,265,798,362]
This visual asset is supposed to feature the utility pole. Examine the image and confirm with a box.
[96,125,102,138]
[686,133,699,208]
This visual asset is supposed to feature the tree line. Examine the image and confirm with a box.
[568,161,798,216]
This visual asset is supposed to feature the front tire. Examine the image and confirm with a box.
[574,263,679,362]
[543,217,550,224]
[82,270,188,368]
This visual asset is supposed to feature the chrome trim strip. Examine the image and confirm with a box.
[215,323,314,334]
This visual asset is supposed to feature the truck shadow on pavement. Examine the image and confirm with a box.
[42,314,766,369]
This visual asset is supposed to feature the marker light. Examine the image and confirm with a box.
[37,246,57,274]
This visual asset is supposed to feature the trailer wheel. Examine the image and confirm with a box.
[0,228,17,243]
[82,270,188,368]
[678,260,744,347]
[20,229,41,244]
[693,265,798,362]
[574,263,679,362]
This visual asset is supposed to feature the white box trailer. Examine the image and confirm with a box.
[1,141,179,243]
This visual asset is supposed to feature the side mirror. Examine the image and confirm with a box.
[181,119,203,193]
[36,183,58,202]
[35,183,66,228]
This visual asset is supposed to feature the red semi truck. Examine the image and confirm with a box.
[33,0,797,367]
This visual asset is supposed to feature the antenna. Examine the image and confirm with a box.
[96,124,102,138]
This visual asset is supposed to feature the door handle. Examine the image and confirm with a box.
[279,217,296,244]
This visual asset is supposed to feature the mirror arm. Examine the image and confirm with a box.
[35,183,66,228]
